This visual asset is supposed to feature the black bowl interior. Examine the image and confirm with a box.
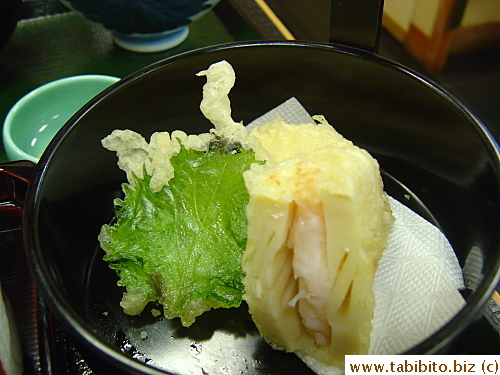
[24,42,500,374]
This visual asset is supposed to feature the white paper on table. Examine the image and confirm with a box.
[0,281,23,375]
[247,98,466,374]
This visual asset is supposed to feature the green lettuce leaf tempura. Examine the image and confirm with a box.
[99,60,267,326]
[100,138,257,326]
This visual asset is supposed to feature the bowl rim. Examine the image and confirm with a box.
[23,40,500,373]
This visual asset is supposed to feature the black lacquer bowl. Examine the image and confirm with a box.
[23,41,500,374]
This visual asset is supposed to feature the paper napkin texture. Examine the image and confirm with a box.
[246,97,315,130]
[370,197,465,355]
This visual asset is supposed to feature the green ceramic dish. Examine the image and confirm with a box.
[3,74,119,163]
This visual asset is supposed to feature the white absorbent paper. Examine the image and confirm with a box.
[247,98,466,374]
